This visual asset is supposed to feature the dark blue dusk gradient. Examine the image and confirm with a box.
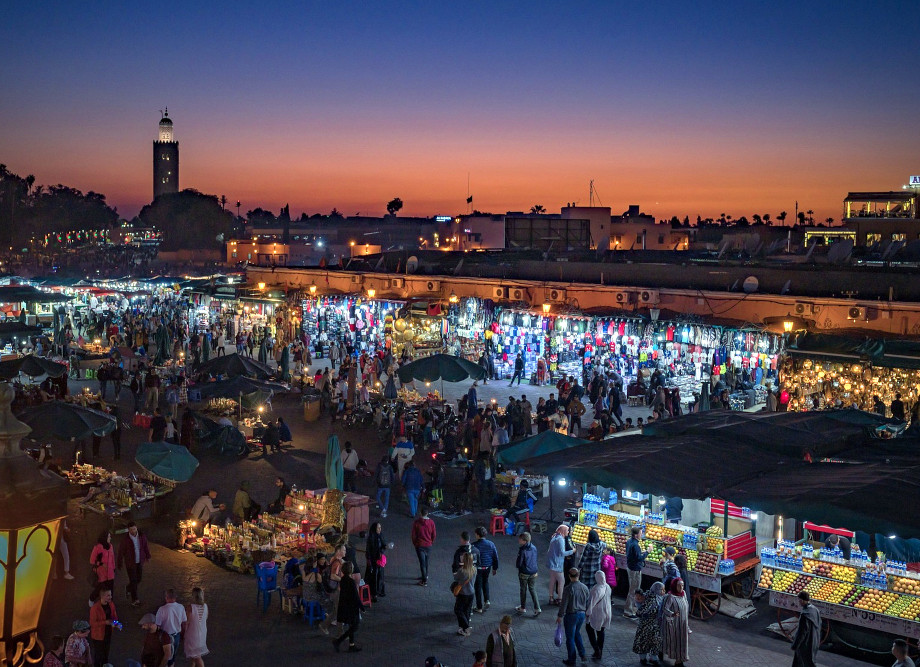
[2,1,919,221]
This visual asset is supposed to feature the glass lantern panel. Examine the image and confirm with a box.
[12,521,60,636]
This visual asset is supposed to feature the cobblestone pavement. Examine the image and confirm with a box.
[40,363,881,667]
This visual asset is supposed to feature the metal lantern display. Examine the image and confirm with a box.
[0,383,69,666]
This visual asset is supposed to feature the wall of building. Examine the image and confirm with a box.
[248,265,920,338]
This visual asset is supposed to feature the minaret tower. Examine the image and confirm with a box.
[153,108,179,199]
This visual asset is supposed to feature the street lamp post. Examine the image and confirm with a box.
[0,382,68,666]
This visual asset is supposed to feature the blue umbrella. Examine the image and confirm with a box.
[136,441,199,483]
[325,434,343,491]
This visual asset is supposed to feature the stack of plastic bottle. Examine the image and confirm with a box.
[760,547,776,567]
[581,493,606,512]
[683,530,699,550]
[718,558,735,575]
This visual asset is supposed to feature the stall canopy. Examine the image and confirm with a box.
[17,401,116,440]
[396,353,487,384]
[512,410,920,536]
[196,353,273,379]
[194,375,288,400]
[0,355,68,379]
[0,285,71,304]
[496,430,591,467]
[641,410,894,459]
[786,332,920,369]
[136,441,199,483]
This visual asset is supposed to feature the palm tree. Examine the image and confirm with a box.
[763,213,771,225]
[825,217,834,225]
[806,209,815,224]
[529,204,546,215]
[219,195,227,210]
[777,211,787,226]
[25,174,35,197]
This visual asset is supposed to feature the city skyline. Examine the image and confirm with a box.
[3,2,920,222]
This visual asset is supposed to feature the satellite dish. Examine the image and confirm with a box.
[743,234,761,255]
[826,239,854,264]
[742,276,759,293]
[406,256,419,274]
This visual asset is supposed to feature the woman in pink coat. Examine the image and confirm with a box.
[89,530,116,589]
[600,547,617,594]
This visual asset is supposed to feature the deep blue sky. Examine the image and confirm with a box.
[2,1,919,220]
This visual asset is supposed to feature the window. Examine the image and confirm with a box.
[866,233,881,244]
[658,234,665,244]
[892,233,907,242]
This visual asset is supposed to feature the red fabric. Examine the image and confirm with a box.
[411,517,437,547]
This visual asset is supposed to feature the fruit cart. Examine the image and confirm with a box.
[758,551,920,647]
[571,504,759,621]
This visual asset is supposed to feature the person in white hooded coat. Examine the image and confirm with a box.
[585,570,613,661]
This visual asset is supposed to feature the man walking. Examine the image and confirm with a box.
[792,591,821,667]
[401,460,424,517]
[340,441,359,492]
[375,454,392,518]
[473,526,498,613]
[624,525,649,617]
[116,521,151,607]
[154,589,186,667]
[515,532,541,617]
[452,531,480,573]
[557,568,589,665]
[509,353,525,386]
[411,508,436,587]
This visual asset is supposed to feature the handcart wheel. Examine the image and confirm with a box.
[775,607,831,643]
[690,588,721,620]
[729,570,756,599]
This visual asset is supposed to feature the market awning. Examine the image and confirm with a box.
[0,285,72,304]
[784,332,883,363]
[496,430,590,467]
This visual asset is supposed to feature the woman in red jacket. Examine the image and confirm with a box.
[89,530,116,590]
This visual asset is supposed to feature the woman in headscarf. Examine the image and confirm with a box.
[659,578,690,667]
[632,582,664,665]
[364,522,387,602]
[585,570,613,661]
[546,524,575,606]
[577,529,607,588]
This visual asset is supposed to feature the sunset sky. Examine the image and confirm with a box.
[2,1,919,223]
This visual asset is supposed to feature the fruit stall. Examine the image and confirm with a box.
[572,495,759,620]
[757,527,920,643]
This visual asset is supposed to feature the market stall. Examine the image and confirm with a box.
[782,333,920,417]
[570,493,759,620]
[71,464,174,528]
[177,487,370,574]
[758,525,920,642]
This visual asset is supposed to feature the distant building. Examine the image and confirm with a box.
[842,190,919,245]
[153,110,178,200]
[610,205,691,250]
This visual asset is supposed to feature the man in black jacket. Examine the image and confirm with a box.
[452,531,480,573]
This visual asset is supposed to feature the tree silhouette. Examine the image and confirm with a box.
[825,217,834,225]
[797,211,806,225]
[806,209,815,224]
[777,211,787,226]
[386,197,403,217]
[752,214,762,225]
[138,189,234,251]
[763,213,771,226]
[329,208,344,219]
[529,204,546,215]
[219,195,227,210]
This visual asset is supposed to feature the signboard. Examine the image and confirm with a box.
[910,176,920,186]
[769,590,920,639]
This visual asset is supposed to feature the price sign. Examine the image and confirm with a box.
[769,590,920,639]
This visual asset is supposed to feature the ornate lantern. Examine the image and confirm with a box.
[0,383,68,666]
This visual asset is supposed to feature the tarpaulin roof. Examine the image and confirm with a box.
[786,332,920,370]
[513,409,920,537]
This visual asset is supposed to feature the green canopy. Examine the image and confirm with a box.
[325,434,343,491]
[496,429,591,467]
[136,441,199,483]
[279,345,290,382]
[396,353,486,383]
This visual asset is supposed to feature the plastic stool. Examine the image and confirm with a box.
[188,389,202,402]
[302,600,325,626]
[359,584,373,607]
[490,514,506,536]
[430,489,443,507]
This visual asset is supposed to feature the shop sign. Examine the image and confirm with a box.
[910,176,920,186]
[769,591,920,638]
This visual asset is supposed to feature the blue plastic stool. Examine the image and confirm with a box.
[256,561,281,612]
[302,599,326,626]
[188,389,202,402]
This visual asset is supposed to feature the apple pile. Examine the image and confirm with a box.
[694,552,719,576]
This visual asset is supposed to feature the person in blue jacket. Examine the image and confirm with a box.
[473,526,499,613]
